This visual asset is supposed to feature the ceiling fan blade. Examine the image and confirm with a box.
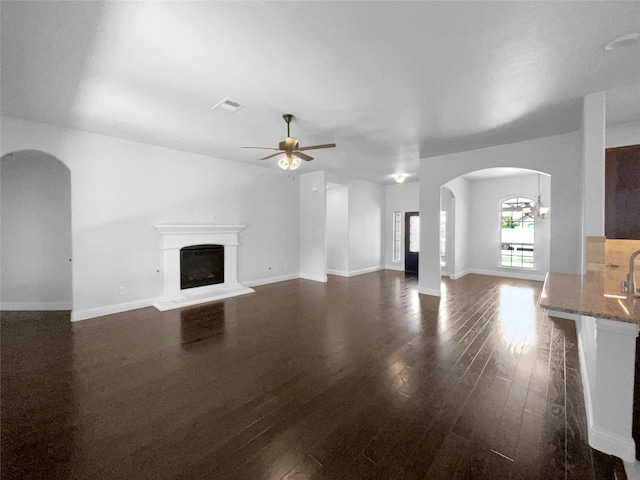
[297,143,336,152]
[241,146,281,150]
[292,151,314,162]
[260,152,284,160]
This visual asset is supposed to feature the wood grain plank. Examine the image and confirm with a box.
[1,273,626,480]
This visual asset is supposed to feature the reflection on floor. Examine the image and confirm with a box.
[1,272,627,479]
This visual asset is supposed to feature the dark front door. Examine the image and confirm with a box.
[405,212,419,274]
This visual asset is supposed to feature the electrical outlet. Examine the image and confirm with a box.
[119,286,125,295]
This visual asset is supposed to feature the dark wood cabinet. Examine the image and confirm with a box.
[605,144,640,240]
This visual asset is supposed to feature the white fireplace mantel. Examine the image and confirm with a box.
[153,224,254,311]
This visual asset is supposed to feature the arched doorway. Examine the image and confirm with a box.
[442,167,550,281]
[1,150,72,311]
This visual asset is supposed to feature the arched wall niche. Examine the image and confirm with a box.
[1,149,73,311]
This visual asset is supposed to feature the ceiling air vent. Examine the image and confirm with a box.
[211,98,245,114]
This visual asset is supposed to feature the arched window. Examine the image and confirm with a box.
[500,197,534,268]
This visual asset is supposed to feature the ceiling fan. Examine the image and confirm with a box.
[241,114,336,170]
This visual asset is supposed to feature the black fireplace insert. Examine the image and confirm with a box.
[180,244,224,290]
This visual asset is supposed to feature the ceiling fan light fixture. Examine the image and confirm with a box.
[242,113,336,171]
[278,157,289,170]
[290,156,301,170]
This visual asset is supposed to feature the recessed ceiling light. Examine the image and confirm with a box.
[212,98,245,114]
[605,33,640,51]
[392,173,407,183]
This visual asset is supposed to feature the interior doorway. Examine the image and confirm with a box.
[404,211,419,273]
[0,150,72,311]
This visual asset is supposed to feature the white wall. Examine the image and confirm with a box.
[299,170,327,282]
[384,182,419,270]
[1,150,73,309]
[419,131,583,295]
[467,172,550,280]
[324,172,385,276]
[1,116,300,319]
[606,121,640,148]
[347,179,385,275]
[444,176,471,279]
[326,186,348,274]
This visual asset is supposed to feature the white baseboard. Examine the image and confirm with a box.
[71,297,156,322]
[464,268,545,282]
[71,273,305,322]
[1,301,72,311]
[326,269,348,277]
[299,273,327,283]
[588,423,637,463]
[624,460,640,480]
[450,269,472,280]
[385,264,405,272]
[328,266,384,277]
[243,273,299,288]
[418,286,441,297]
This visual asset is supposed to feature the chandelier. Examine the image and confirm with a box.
[523,174,549,219]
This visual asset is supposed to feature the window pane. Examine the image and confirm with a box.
[500,197,534,269]
[409,216,420,253]
[392,212,402,262]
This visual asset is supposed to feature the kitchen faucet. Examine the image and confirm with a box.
[626,249,640,301]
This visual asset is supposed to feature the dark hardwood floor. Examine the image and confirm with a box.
[1,272,628,479]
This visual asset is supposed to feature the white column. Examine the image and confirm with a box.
[418,174,442,296]
[299,171,327,282]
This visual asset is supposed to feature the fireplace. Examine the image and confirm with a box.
[180,245,224,290]
[153,225,254,311]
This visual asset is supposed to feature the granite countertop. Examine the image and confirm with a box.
[539,272,640,324]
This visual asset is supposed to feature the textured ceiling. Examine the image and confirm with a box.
[1,1,639,184]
